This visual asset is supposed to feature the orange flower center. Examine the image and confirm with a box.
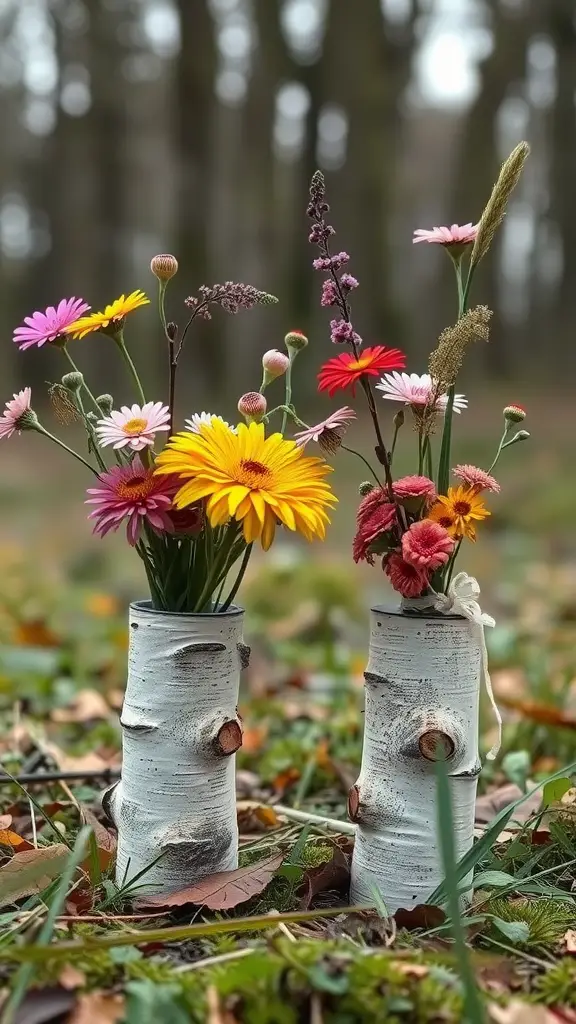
[116,475,155,501]
[122,417,147,435]
[346,356,371,371]
[239,459,271,488]
[438,516,454,529]
[453,501,471,516]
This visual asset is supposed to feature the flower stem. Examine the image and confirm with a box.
[341,445,381,487]
[488,425,511,472]
[280,356,294,435]
[33,423,99,476]
[75,391,108,473]
[61,347,102,416]
[220,543,253,611]
[437,261,467,495]
[115,330,146,405]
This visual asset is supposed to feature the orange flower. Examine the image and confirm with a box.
[428,486,490,541]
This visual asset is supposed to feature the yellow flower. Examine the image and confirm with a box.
[65,290,150,339]
[428,485,490,541]
[155,420,337,551]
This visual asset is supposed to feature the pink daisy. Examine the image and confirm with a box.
[294,407,356,453]
[376,372,467,414]
[453,464,500,494]
[412,223,478,246]
[0,388,33,440]
[393,475,436,504]
[385,552,429,598]
[13,298,91,351]
[86,457,177,546]
[402,519,454,571]
[96,402,171,451]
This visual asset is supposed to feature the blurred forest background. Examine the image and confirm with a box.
[1,0,575,404]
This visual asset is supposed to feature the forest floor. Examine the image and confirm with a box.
[0,543,576,1024]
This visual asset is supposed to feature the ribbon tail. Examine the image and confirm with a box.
[478,623,501,760]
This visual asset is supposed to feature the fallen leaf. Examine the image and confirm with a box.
[299,840,352,909]
[14,618,60,648]
[564,929,576,953]
[393,963,429,979]
[65,992,125,1023]
[498,696,576,730]
[0,814,12,829]
[137,852,284,911]
[241,725,267,754]
[42,742,117,774]
[80,807,116,871]
[11,986,76,1024]
[394,904,446,930]
[271,768,300,794]
[58,965,86,990]
[206,985,239,1024]
[477,958,524,996]
[475,782,542,825]
[51,689,111,724]
[0,844,70,907]
[489,1002,565,1023]
[237,801,280,834]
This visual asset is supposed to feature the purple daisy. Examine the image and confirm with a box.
[13,298,91,351]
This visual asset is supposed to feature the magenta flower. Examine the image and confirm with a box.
[0,388,33,439]
[294,407,356,453]
[453,464,500,494]
[413,223,478,246]
[13,298,91,350]
[96,402,171,451]
[86,456,177,546]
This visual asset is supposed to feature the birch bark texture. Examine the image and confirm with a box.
[349,607,482,911]
[104,601,247,894]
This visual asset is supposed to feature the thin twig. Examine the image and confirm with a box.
[273,804,355,835]
[0,768,121,786]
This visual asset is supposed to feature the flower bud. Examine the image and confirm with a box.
[393,409,405,429]
[150,253,178,281]
[238,391,267,423]
[284,330,308,354]
[503,404,525,423]
[359,481,374,496]
[96,394,114,416]
[166,321,177,341]
[511,429,530,442]
[86,412,99,423]
[61,371,84,393]
[261,349,290,388]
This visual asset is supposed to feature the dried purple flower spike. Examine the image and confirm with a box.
[185,282,278,320]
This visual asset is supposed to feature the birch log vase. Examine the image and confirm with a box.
[349,606,482,911]
[103,601,248,894]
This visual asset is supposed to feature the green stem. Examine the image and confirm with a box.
[75,391,108,473]
[193,524,239,612]
[341,445,381,487]
[114,330,146,405]
[418,429,424,475]
[62,347,102,416]
[488,425,511,472]
[220,543,253,611]
[389,421,402,464]
[268,404,307,428]
[424,436,433,480]
[280,356,294,435]
[33,423,99,476]
[437,261,467,495]
[444,538,462,591]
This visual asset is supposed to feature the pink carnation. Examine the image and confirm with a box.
[385,552,429,598]
[86,456,178,546]
[393,475,436,503]
[453,464,500,494]
[353,488,396,564]
[402,519,454,571]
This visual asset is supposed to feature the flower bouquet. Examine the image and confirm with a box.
[4,260,336,893]
[303,145,531,910]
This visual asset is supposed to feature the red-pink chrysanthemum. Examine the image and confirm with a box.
[401,519,454,571]
[412,223,478,246]
[385,552,429,598]
[86,456,178,546]
[13,298,91,350]
[0,388,33,440]
[453,464,500,494]
[393,475,436,503]
[353,488,397,564]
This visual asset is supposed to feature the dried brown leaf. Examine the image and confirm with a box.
[51,689,111,724]
[475,783,542,824]
[564,929,576,954]
[299,840,352,909]
[80,807,116,870]
[489,1002,566,1023]
[65,992,125,1024]
[237,801,281,834]
[393,904,445,930]
[10,986,76,1024]
[0,844,70,907]
[58,965,86,991]
[137,852,284,911]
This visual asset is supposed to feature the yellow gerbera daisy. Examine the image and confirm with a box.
[64,290,150,339]
[155,420,337,551]
[428,485,490,541]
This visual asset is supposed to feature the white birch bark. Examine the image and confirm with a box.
[349,607,482,911]
[104,601,248,894]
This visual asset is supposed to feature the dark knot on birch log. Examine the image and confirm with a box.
[347,783,360,822]
[418,730,455,762]
[214,719,243,756]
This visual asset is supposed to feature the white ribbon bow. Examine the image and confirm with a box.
[434,572,500,761]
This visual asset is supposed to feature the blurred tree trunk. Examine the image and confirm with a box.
[174,0,218,395]
[548,0,576,368]
[454,1,532,378]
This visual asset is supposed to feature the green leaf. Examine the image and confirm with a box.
[474,870,517,889]
[307,964,349,996]
[124,980,189,1024]
[491,917,530,944]
[502,750,530,791]
[542,777,573,807]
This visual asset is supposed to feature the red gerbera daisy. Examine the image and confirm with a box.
[317,345,406,397]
